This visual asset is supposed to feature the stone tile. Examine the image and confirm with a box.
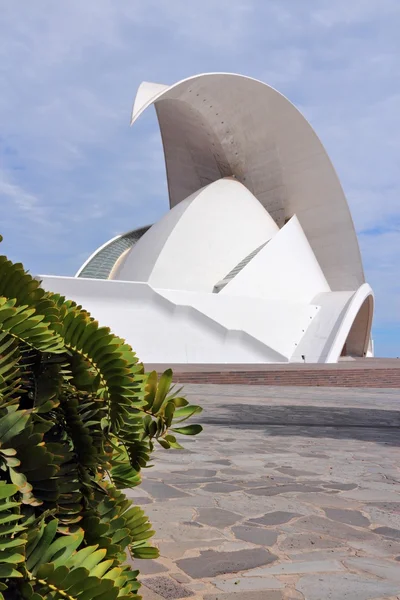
[239,480,277,488]
[344,557,400,583]
[232,526,279,546]
[298,452,328,458]
[220,468,249,476]
[277,467,317,477]
[133,496,153,505]
[295,492,361,509]
[138,560,169,575]
[287,549,352,561]
[247,484,322,497]
[292,516,376,541]
[347,537,400,558]
[321,482,358,491]
[278,533,344,552]
[172,495,216,508]
[178,469,216,478]
[247,511,300,527]
[202,483,242,493]
[296,573,400,600]
[244,559,344,576]
[324,508,370,527]
[177,548,278,578]
[142,576,193,599]
[207,459,231,466]
[171,523,227,542]
[158,540,223,560]
[170,573,191,584]
[367,502,400,512]
[141,481,189,500]
[141,585,166,600]
[218,541,256,552]
[182,521,203,528]
[197,508,242,528]
[343,488,400,502]
[364,506,400,530]
[372,526,400,540]
[187,582,206,592]
[212,576,284,591]
[204,592,283,600]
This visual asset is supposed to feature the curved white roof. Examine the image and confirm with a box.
[75,225,151,279]
[131,73,365,292]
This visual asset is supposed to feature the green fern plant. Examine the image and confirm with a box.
[0,234,203,599]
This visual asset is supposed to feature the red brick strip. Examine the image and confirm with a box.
[162,368,400,388]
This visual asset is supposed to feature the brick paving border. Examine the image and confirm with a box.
[147,359,400,388]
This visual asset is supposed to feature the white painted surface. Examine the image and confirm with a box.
[292,284,374,363]
[131,73,365,292]
[160,288,318,360]
[221,215,331,303]
[116,179,279,292]
[40,276,283,363]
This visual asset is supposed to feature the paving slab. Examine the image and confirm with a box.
[290,515,377,541]
[177,549,278,579]
[196,508,242,528]
[140,481,190,500]
[142,576,193,599]
[232,525,279,546]
[296,573,400,600]
[202,483,242,493]
[243,559,344,576]
[204,592,284,600]
[247,511,300,527]
[212,577,284,592]
[344,557,400,582]
[323,508,370,527]
[132,384,400,598]
[278,532,344,552]
[372,526,400,540]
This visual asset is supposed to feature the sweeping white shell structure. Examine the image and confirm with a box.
[41,73,374,364]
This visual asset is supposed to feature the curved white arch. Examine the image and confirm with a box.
[325,283,374,363]
[131,73,365,292]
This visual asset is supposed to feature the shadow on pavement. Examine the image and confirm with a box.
[201,404,400,446]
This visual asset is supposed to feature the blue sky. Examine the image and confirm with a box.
[0,0,399,357]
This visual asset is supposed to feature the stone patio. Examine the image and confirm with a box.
[126,384,400,600]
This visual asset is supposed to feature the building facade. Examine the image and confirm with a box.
[41,73,374,364]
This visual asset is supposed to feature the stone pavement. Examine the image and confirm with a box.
[126,385,400,600]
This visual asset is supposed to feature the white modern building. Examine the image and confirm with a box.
[41,73,374,364]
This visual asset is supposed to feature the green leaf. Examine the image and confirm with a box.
[151,369,172,414]
[164,434,184,450]
[0,564,23,578]
[171,424,203,435]
[157,438,170,449]
[0,482,18,499]
[173,405,203,423]
[0,409,30,444]
[26,518,58,571]
[130,544,159,559]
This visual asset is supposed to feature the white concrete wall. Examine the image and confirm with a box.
[39,276,284,363]
[221,215,331,304]
[115,179,279,292]
[160,288,318,360]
